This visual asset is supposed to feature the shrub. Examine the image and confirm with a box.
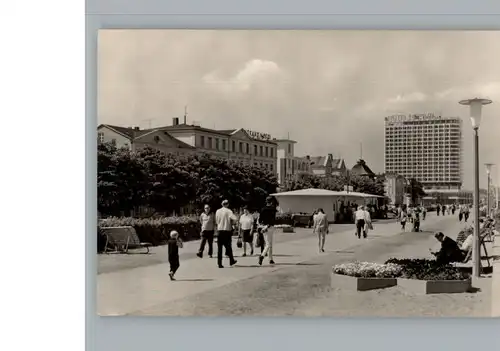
[384,258,469,281]
[99,216,200,246]
[332,261,402,278]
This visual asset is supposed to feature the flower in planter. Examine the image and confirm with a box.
[333,261,402,278]
[384,258,469,280]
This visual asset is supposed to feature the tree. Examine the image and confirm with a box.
[405,178,426,205]
[283,173,321,191]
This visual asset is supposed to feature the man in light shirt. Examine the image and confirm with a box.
[197,204,215,258]
[354,205,367,239]
[215,200,238,268]
[313,208,328,252]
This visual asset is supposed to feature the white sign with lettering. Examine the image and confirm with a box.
[245,129,272,141]
[385,113,440,123]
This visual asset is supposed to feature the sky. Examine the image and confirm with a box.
[98,30,500,190]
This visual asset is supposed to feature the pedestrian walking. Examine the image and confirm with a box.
[258,196,277,266]
[436,204,441,216]
[442,205,446,216]
[421,206,427,220]
[313,208,329,252]
[197,204,215,258]
[413,210,420,232]
[168,230,183,281]
[354,205,367,239]
[458,205,463,222]
[464,205,470,222]
[238,206,255,256]
[363,206,373,238]
[215,199,238,268]
[400,209,408,231]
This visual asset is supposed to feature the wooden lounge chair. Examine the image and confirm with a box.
[460,231,490,268]
[101,226,152,254]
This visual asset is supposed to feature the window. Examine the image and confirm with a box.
[215,138,219,150]
[239,142,243,153]
[200,135,205,147]
[265,147,269,157]
[270,164,273,171]
[270,148,273,157]
[232,140,236,152]
[246,143,249,154]
[222,139,227,150]
[98,132,104,143]
[260,146,263,156]
[254,145,257,155]
[111,139,116,146]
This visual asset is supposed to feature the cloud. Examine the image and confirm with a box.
[387,92,428,104]
[98,30,500,189]
[202,59,285,94]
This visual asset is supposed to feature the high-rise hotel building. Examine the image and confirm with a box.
[384,113,463,190]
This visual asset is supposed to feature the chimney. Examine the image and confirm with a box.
[306,155,310,160]
[172,117,179,126]
[134,127,140,130]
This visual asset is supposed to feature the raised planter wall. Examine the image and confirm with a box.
[331,273,397,291]
[397,278,471,294]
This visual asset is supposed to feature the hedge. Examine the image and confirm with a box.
[98,216,200,252]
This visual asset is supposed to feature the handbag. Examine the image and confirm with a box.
[236,236,243,248]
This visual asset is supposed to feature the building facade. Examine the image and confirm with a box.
[162,119,277,172]
[99,119,278,173]
[274,139,314,184]
[384,173,406,205]
[308,155,347,177]
[384,113,463,191]
[97,124,196,155]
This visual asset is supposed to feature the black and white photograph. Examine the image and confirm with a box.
[96,30,500,317]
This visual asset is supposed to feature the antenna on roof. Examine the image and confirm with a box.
[142,118,154,128]
[287,131,290,139]
[360,142,363,160]
[184,105,188,125]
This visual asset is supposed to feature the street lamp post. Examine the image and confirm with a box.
[485,163,494,217]
[459,97,493,278]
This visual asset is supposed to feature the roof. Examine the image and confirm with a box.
[98,124,195,149]
[271,188,383,198]
[99,124,151,139]
[331,158,345,170]
[350,159,375,176]
[164,125,277,144]
[271,188,341,197]
[273,139,297,143]
[309,156,327,167]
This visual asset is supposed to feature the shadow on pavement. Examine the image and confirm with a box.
[174,279,214,282]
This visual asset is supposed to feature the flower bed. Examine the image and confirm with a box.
[384,258,471,294]
[384,258,468,281]
[98,216,200,252]
[331,262,400,291]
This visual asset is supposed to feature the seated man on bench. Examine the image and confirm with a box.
[431,232,468,264]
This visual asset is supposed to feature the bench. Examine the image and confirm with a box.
[101,226,152,254]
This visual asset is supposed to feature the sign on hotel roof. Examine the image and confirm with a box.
[385,113,440,123]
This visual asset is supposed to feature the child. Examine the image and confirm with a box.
[168,230,183,281]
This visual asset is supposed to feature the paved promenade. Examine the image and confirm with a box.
[97,213,490,316]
